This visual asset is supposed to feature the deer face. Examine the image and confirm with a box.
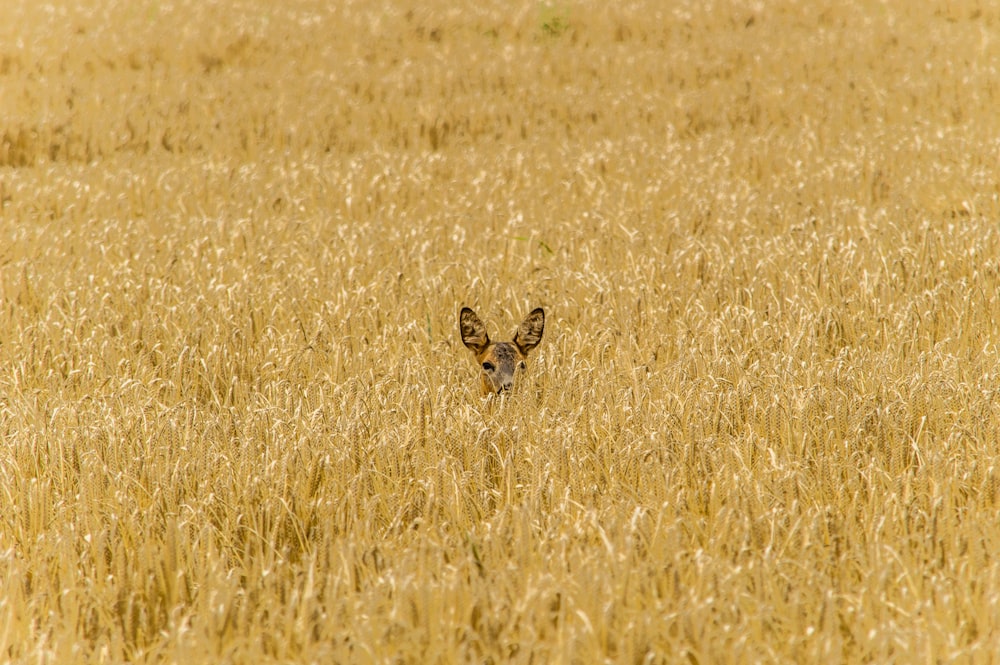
[459,307,545,395]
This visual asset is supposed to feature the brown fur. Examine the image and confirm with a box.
[459,307,545,395]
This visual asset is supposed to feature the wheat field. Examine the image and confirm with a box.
[2,0,1000,662]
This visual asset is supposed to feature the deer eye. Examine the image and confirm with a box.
[482,362,495,372]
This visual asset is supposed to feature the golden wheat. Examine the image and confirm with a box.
[2,0,1000,662]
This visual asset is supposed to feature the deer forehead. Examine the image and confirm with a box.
[479,342,523,366]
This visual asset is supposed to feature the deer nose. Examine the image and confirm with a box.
[499,380,513,393]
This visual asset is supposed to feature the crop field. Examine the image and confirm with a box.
[3,0,1000,662]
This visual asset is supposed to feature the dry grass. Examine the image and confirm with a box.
[3,0,1000,662]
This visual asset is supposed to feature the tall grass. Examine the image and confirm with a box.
[2,0,1000,662]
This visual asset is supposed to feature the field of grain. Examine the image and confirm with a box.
[2,0,1000,662]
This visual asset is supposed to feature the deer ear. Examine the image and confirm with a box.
[459,307,490,355]
[514,308,545,356]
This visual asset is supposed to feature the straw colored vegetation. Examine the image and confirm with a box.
[3,0,1000,662]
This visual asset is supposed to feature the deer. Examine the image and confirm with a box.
[459,307,545,395]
